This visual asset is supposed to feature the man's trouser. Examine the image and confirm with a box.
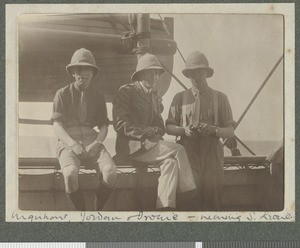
[131,140,197,209]
[58,127,117,193]
[59,144,117,193]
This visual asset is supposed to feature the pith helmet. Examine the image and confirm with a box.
[131,53,165,81]
[66,48,100,76]
[182,51,214,78]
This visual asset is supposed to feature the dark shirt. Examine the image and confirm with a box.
[51,82,109,128]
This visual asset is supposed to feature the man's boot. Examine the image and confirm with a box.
[93,181,113,211]
[67,188,86,211]
[176,189,199,211]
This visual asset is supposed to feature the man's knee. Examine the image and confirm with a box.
[173,142,186,152]
[163,140,186,154]
[101,163,117,188]
[161,157,178,171]
[165,156,177,164]
[172,143,189,160]
[62,165,79,193]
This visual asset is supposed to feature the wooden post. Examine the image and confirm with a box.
[135,14,150,60]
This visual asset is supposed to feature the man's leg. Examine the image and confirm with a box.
[131,140,196,209]
[94,145,117,210]
[167,141,198,194]
[176,138,202,210]
[156,157,179,209]
[59,149,85,211]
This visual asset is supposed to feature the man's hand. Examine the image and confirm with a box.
[224,137,238,150]
[85,141,102,159]
[184,125,198,138]
[69,141,88,158]
[142,127,156,138]
[143,139,158,150]
[154,126,165,136]
[197,122,217,136]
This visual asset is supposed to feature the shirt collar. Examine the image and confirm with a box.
[73,81,81,91]
[191,85,209,97]
[139,81,151,94]
[74,82,91,95]
[191,86,199,98]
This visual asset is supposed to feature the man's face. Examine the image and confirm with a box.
[72,66,94,90]
[189,68,207,89]
[138,69,161,90]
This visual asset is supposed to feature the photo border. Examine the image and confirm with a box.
[1,0,299,241]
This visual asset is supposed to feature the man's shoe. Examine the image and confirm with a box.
[176,189,199,211]
[67,188,86,211]
[93,182,112,211]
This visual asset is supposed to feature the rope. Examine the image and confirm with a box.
[222,54,284,151]
[235,54,284,129]
[159,60,188,90]
[158,14,186,63]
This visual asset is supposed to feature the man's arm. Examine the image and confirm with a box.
[53,121,87,156]
[113,85,146,140]
[85,124,108,158]
[166,124,186,136]
[53,121,75,147]
[51,91,76,146]
[51,89,86,157]
[96,124,109,143]
[166,122,234,138]
[215,125,234,138]
[216,92,235,139]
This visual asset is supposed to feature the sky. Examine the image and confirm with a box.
[159,14,284,142]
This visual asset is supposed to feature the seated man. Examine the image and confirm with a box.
[51,48,117,211]
[166,51,235,210]
[113,53,197,211]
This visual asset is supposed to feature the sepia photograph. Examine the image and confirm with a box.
[6,4,295,222]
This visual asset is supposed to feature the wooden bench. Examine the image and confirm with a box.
[19,156,271,211]
[19,157,160,210]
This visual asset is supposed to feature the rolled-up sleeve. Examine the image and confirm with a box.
[51,90,66,123]
[219,93,234,127]
[165,92,181,126]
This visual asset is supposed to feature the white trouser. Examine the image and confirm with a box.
[131,140,197,209]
